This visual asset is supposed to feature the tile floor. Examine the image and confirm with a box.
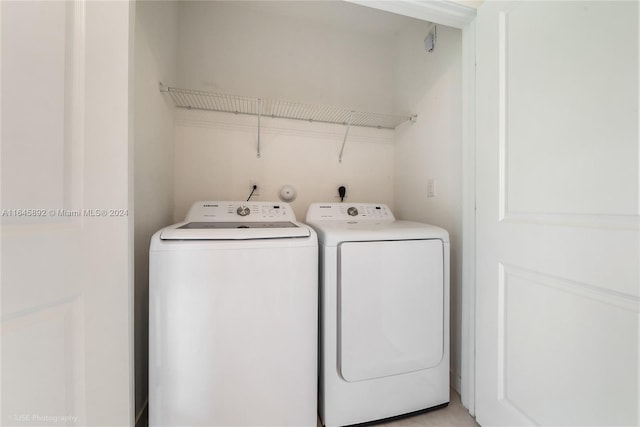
[318,389,478,427]
[376,390,478,427]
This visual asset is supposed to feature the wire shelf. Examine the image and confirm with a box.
[161,85,415,130]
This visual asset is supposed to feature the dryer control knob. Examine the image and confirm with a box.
[236,206,251,216]
[347,207,358,216]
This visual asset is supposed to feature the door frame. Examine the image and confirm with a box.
[460,17,477,416]
[345,0,478,415]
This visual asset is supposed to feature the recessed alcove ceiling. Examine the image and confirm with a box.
[240,1,424,35]
[175,0,471,117]
[179,0,429,37]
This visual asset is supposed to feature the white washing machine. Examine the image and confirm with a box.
[149,201,318,426]
[305,203,450,427]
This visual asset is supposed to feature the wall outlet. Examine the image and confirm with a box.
[427,179,436,197]
[249,181,260,197]
[337,185,347,201]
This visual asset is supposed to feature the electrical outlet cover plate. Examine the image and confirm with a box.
[427,179,436,197]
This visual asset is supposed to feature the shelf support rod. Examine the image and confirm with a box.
[257,98,262,158]
[339,111,354,163]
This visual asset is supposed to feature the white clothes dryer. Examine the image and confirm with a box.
[306,203,450,427]
[149,201,318,427]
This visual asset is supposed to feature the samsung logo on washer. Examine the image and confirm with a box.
[203,204,219,207]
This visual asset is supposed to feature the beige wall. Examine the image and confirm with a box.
[176,1,414,114]
[134,1,178,422]
[393,24,464,390]
[171,1,445,221]
[173,110,395,222]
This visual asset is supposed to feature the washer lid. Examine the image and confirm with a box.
[179,221,299,229]
[160,221,311,240]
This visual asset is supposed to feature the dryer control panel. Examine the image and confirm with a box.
[305,203,395,221]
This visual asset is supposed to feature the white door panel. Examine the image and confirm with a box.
[475,1,638,426]
[1,1,133,425]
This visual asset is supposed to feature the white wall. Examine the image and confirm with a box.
[173,110,394,221]
[172,1,434,220]
[176,1,428,115]
[393,25,464,391]
[133,1,178,423]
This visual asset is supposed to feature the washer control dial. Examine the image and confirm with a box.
[236,206,251,216]
[347,207,359,217]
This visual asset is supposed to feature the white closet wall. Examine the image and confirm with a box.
[173,110,395,221]
[134,1,178,421]
[176,1,402,113]
[171,1,427,220]
[393,25,464,390]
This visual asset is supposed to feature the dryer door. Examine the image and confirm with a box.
[338,239,444,382]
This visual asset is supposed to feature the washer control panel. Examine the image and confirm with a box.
[306,203,395,221]
[186,201,296,221]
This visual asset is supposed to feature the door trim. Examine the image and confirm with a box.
[460,17,477,416]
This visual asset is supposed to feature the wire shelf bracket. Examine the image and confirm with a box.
[160,83,417,161]
[339,111,354,163]
[257,98,262,159]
